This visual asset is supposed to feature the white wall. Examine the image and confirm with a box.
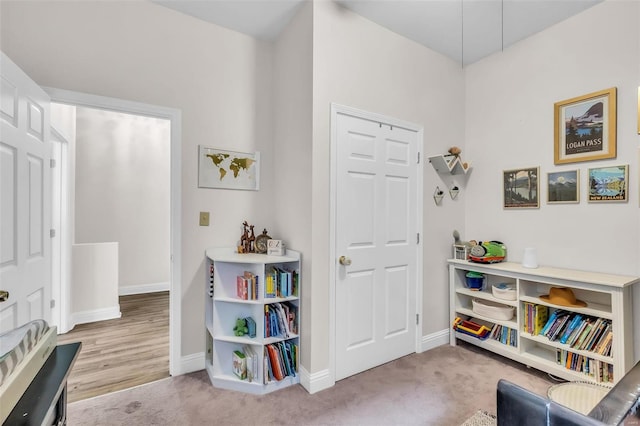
[311,1,465,373]
[74,107,170,292]
[0,0,275,358]
[465,0,640,356]
[272,2,314,369]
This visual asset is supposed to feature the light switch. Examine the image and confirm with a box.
[199,212,210,226]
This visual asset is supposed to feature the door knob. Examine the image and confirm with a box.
[0,290,8,302]
[339,256,352,266]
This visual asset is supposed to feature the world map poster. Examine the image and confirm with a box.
[198,146,260,190]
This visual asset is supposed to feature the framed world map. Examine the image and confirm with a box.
[198,146,260,190]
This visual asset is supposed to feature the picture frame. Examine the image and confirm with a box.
[547,170,579,204]
[554,87,616,165]
[503,167,539,209]
[587,164,628,203]
[198,146,260,191]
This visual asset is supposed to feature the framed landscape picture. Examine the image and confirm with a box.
[503,167,539,209]
[554,87,616,165]
[198,146,260,190]
[588,165,628,203]
[547,170,579,204]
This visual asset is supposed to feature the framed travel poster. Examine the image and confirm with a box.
[588,165,628,202]
[547,170,579,204]
[503,167,539,209]
[554,87,616,165]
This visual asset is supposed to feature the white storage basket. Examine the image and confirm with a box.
[472,298,514,320]
[492,283,516,301]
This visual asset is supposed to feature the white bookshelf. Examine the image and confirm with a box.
[205,247,300,394]
[449,259,639,386]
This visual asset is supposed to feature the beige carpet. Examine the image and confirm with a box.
[68,342,555,425]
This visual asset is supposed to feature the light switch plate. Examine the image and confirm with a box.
[199,212,210,226]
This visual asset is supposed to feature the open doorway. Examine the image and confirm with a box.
[46,88,182,400]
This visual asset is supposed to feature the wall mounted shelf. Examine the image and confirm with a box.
[428,154,471,175]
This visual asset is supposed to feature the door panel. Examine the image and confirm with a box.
[335,111,418,380]
[0,52,51,332]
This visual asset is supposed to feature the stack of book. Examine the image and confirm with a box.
[522,302,548,335]
[540,309,613,356]
[264,302,298,338]
[237,271,259,300]
[556,350,614,383]
[264,341,298,383]
[265,267,299,298]
[489,324,518,347]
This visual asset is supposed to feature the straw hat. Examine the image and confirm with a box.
[540,287,587,307]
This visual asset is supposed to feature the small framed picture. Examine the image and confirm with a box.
[588,165,628,203]
[547,170,580,204]
[503,167,539,209]
[554,87,616,165]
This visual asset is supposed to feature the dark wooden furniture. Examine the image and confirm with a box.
[5,342,81,426]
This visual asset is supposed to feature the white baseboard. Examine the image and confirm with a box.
[420,328,450,352]
[70,305,121,328]
[175,332,448,391]
[178,351,205,375]
[300,366,333,394]
[119,281,170,296]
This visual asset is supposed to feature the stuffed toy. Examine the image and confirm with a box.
[233,318,248,336]
[448,146,462,157]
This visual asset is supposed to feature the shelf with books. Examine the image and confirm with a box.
[449,259,638,386]
[205,247,301,395]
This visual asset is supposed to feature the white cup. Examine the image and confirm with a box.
[522,247,538,268]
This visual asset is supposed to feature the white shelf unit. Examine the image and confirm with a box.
[428,154,471,175]
[205,247,301,394]
[449,259,639,386]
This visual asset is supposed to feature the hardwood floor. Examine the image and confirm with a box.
[58,291,169,403]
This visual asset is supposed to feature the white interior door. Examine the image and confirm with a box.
[335,109,419,380]
[0,52,52,331]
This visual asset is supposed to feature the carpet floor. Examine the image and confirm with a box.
[68,341,556,425]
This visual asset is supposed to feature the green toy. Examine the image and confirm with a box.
[233,318,248,336]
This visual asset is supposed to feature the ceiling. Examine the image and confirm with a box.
[152,0,601,66]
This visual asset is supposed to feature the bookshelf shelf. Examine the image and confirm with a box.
[449,259,639,386]
[205,247,301,394]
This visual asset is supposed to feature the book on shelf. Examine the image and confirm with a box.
[265,267,299,298]
[242,345,258,382]
[232,350,247,380]
[523,303,549,335]
[236,272,259,301]
[265,341,298,383]
[540,309,562,336]
[555,349,614,383]
[264,302,298,338]
[559,314,582,344]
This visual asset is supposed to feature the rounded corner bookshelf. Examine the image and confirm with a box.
[205,247,301,394]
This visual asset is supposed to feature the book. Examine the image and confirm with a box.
[559,314,582,344]
[246,316,256,338]
[236,276,248,300]
[232,350,247,380]
[533,305,549,335]
[541,309,561,336]
[266,344,285,381]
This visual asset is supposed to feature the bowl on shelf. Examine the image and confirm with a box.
[465,271,486,291]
